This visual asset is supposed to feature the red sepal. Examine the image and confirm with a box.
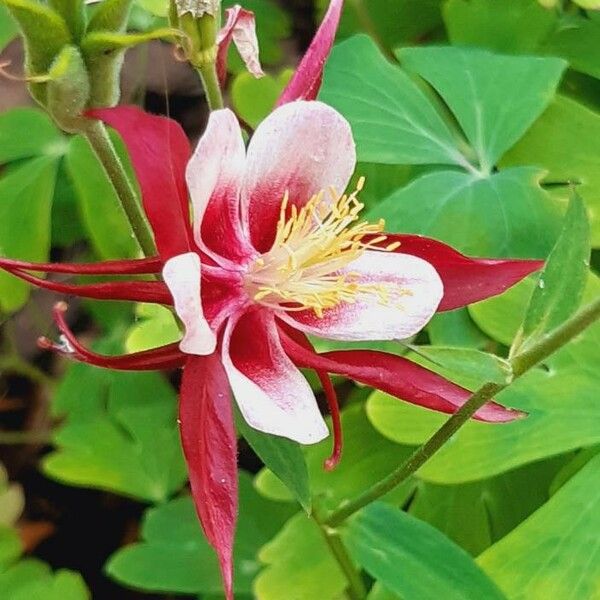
[89,106,193,260]
[276,0,343,105]
[279,326,525,423]
[180,354,238,600]
[376,234,544,311]
[0,256,162,275]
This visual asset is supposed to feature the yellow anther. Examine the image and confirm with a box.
[246,177,405,316]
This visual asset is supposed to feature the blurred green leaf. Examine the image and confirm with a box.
[254,512,347,600]
[49,0,86,41]
[367,583,400,600]
[87,0,132,32]
[370,167,562,258]
[0,108,65,163]
[65,133,140,259]
[317,0,443,48]
[0,5,18,51]
[444,0,556,54]
[514,192,590,353]
[0,463,23,528]
[134,0,168,17]
[106,471,293,595]
[231,69,292,129]
[398,46,566,170]
[344,503,504,600]
[478,453,600,599]
[502,95,600,246]
[543,15,600,80]
[236,408,311,513]
[44,365,186,503]
[125,303,180,352]
[255,404,415,510]
[0,526,89,598]
[0,156,58,313]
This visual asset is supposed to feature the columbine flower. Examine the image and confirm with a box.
[0,1,543,597]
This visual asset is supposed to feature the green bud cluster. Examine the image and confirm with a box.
[3,0,175,131]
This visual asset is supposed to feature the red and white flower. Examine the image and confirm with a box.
[0,1,544,597]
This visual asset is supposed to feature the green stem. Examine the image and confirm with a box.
[325,295,600,527]
[83,120,157,257]
[314,505,367,600]
[197,61,224,111]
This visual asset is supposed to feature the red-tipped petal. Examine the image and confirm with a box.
[0,256,162,275]
[216,5,264,84]
[180,354,238,600]
[4,267,172,304]
[276,0,343,105]
[371,234,544,311]
[45,303,185,370]
[279,327,524,423]
[89,106,193,260]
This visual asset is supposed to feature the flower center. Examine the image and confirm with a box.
[245,177,401,317]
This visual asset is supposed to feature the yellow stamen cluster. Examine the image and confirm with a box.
[246,177,402,317]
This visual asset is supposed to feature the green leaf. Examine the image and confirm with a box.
[0,108,65,163]
[369,275,600,483]
[478,453,600,599]
[135,0,168,17]
[444,0,556,54]
[427,309,490,349]
[254,512,347,600]
[0,462,24,527]
[43,365,186,503]
[255,404,415,510]
[408,455,568,556]
[367,582,400,600]
[0,527,21,571]
[48,0,85,41]
[0,156,58,313]
[4,570,89,599]
[397,46,566,171]
[515,192,590,353]
[231,69,292,129]
[65,133,140,259]
[236,408,311,513]
[344,503,505,600]
[106,472,293,594]
[543,15,600,80]
[320,35,463,167]
[125,303,180,352]
[0,5,18,51]
[501,95,600,246]
[370,167,562,258]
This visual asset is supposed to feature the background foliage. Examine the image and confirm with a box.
[0,0,599,598]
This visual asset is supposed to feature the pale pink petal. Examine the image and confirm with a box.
[281,251,444,341]
[216,5,264,84]
[222,309,329,444]
[277,0,343,105]
[186,108,254,265]
[243,100,356,251]
[163,252,217,355]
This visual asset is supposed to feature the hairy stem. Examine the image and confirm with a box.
[83,120,157,257]
[325,294,600,526]
[313,505,367,600]
[197,61,224,111]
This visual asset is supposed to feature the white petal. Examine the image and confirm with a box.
[163,252,217,355]
[222,310,328,444]
[282,251,444,341]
